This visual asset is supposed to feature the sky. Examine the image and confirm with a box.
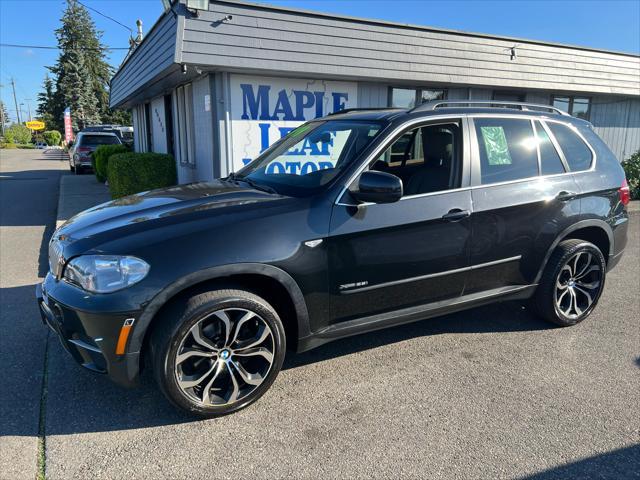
[1,0,639,124]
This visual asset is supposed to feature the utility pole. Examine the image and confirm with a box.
[25,99,33,121]
[11,78,21,124]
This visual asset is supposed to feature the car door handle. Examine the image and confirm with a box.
[442,209,470,221]
[556,190,578,201]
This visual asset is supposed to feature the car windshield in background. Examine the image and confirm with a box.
[235,120,384,196]
[81,135,120,146]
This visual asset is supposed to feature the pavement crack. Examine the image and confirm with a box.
[36,330,50,480]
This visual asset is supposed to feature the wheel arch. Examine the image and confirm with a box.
[129,263,311,358]
[534,219,613,284]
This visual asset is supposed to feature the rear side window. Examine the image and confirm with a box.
[474,118,538,184]
[535,121,565,175]
[546,122,592,171]
[80,135,120,146]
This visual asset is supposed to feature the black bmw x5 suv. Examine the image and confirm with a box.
[37,101,630,417]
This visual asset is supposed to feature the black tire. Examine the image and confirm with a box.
[69,163,75,172]
[533,239,606,327]
[150,289,286,417]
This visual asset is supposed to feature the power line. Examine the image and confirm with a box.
[0,43,129,51]
[76,0,133,36]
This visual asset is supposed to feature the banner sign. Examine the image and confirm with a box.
[64,107,73,143]
[229,75,357,173]
[26,120,46,131]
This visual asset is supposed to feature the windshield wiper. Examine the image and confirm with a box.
[225,171,239,182]
[240,177,278,195]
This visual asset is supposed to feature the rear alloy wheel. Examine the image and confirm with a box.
[151,289,286,417]
[534,239,606,326]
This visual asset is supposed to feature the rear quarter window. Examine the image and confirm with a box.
[546,122,593,171]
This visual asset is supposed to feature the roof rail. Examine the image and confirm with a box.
[327,107,401,116]
[411,100,571,116]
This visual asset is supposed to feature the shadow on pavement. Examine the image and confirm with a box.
[519,443,640,480]
[0,291,552,437]
[285,300,551,370]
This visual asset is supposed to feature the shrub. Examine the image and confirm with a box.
[4,124,32,145]
[42,130,62,146]
[17,144,36,149]
[107,152,177,199]
[1,143,17,149]
[92,144,130,183]
[622,150,640,200]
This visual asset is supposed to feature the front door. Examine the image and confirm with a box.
[327,119,472,325]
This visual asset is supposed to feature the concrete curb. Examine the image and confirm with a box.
[56,174,111,228]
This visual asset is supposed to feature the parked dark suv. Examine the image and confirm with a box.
[37,101,630,417]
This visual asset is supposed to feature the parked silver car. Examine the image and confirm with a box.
[69,132,121,174]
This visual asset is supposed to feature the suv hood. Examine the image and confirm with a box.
[54,180,291,252]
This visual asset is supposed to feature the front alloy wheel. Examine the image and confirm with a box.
[152,289,286,417]
[174,308,275,406]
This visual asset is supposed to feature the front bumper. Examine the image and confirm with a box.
[36,274,142,387]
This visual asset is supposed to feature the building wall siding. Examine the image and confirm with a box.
[177,2,640,95]
[191,75,216,181]
[357,82,388,108]
[591,97,640,160]
[110,12,178,107]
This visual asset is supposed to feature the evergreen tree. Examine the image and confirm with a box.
[0,100,9,132]
[37,75,59,131]
[49,0,107,129]
[58,46,99,130]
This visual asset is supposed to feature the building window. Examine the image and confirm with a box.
[389,87,446,108]
[173,84,195,166]
[144,102,153,152]
[492,91,525,102]
[552,95,591,120]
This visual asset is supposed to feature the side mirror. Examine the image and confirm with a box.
[352,170,403,204]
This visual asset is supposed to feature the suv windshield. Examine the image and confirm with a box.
[80,135,120,146]
[234,120,384,196]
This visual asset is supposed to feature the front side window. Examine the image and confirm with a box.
[236,120,383,196]
[474,118,538,184]
[371,121,461,196]
[546,122,593,171]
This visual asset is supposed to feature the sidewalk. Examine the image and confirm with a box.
[628,200,640,213]
[56,174,111,227]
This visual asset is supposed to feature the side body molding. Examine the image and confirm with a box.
[533,219,614,284]
[128,263,311,354]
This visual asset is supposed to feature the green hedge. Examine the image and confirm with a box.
[42,130,62,147]
[622,150,640,200]
[92,144,130,183]
[107,152,177,199]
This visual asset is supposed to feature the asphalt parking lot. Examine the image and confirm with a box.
[1,149,639,479]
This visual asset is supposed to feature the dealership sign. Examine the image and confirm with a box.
[229,75,357,172]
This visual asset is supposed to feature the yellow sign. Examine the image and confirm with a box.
[26,120,46,131]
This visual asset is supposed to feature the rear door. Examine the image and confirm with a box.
[326,118,472,326]
[466,116,581,293]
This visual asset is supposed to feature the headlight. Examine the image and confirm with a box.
[63,255,150,293]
